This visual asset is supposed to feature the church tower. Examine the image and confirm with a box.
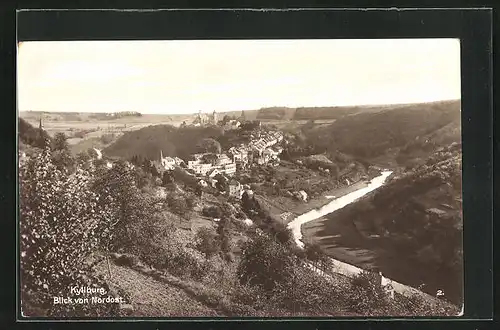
[39,116,44,130]
[212,110,217,125]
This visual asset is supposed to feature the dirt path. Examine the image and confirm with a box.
[95,262,222,317]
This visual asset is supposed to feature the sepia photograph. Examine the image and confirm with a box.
[18,39,463,318]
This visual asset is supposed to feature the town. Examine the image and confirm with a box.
[146,110,285,200]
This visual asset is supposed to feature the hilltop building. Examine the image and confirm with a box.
[193,110,218,126]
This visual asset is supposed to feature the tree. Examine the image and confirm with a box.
[214,174,229,192]
[221,115,236,125]
[165,194,190,220]
[87,148,99,159]
[51,149,75,172]
[195,227,221,259]
[92,159,154,252]
[241,191,258,213]
[162,170,174,186]
[52,132,69,152]
[216,217,232,254]
[196,138,221,154]
[237,234,296,293]
[201,153,219,165]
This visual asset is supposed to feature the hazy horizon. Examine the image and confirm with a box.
[17,39,461,115]
[18,99,461,116]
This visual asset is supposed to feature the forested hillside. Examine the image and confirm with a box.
[103,125,224,160]
[317,142,463,304]
[19,118,51,149]
[303,100,461,165]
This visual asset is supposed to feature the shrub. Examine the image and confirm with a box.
[237,234,296,293]
[115,253,141,267]
[195,227,221,259]
[19,148,120,316]
[100,133,116,144]
[202,206,223,218]
[347,271,389,314]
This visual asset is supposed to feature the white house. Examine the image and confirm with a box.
[228,179,242,198]
[174,157,185,166]
[297,190,308,202]
[215,153,233,166]
[161,156,176,170]
[207,168,221,178]
[222,163,237,175]
[225,120,241,130]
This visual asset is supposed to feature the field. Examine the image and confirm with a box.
[20,112,194,154]
[20,110,339,156]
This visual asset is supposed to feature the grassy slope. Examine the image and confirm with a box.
[94,261,223,317]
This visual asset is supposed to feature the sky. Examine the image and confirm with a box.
[17,39,461,114]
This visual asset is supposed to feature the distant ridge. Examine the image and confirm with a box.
[20,100,460,122]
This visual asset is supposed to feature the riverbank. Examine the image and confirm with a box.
[257,180,369,225]
[301,189,463,306]
[287,171,393,248]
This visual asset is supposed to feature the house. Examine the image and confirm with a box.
[263,148,280,160]
[225,119,241,130]
[192,153,207,161]
[222,163,236,175]
[426,208,447,218]
[228,179,242,198]
[187,159,201,168]
[174,157,185,166]
[215,153,233,166]
[297,190,308,202]
[208,178,218,188]
[188,162,213,176]
[161,157,176,169]
[207,168,221,178]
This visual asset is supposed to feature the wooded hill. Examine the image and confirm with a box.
[301,100,461,166]
[18,118,51,149]
[317,142,463,304]
[103,125,224,161]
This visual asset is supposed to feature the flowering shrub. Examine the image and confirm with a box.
[19,148,118,316]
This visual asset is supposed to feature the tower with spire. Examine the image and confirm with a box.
[160,149,166,167]
[39,116,44,130]
[212,110,217,125]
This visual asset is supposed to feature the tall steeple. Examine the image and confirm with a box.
[160,149,163,161]
[212,110,217,125]
[39,116,43,130]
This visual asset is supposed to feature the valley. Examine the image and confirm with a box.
[19,99,462,317]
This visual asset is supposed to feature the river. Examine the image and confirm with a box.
[287,170,393,248]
